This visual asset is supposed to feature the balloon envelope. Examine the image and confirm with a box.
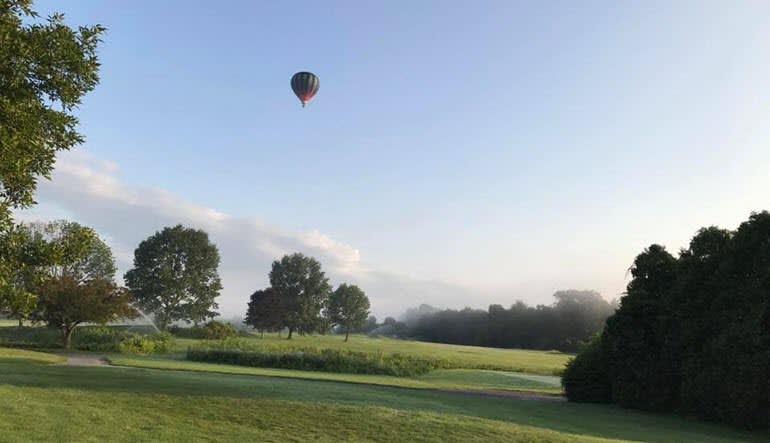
[291,72,319,107]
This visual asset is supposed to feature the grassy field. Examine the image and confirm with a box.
[109,355,563,394]
[171,333,572,375]
[0,348,764,443]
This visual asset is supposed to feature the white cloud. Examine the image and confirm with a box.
[22,150,484,318]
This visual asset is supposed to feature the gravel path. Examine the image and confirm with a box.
[60,354,110,367]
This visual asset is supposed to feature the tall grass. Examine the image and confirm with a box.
[187,339,453,376]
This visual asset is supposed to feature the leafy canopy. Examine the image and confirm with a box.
[269,253,331,337]
[35,276,136,348]
[124,225,222,329]
[0,0,104,230]
[327,283,370,341]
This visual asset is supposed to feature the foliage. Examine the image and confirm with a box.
[244,287,284,334]
[567,211,770,429]
[187,342,450,377]
[34,276,136,348]
[326,283,370,341]
[0,324,169,353]
[124,225,222,329]
[0,0,104,231]
[0,224,48,324]
[406,290,616,352]
[118,332,173,354]
[26,220,116,282]
[268,253,331,338]
[561,336,611,402]
[202,320,238,339]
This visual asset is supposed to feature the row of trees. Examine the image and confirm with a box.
[0,221,225,346]
[402,290,617,352]
[563,211,770,430]
[245,253,371,341]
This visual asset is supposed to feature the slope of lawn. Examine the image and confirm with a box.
[0,348,765,443]
[109,355,563,394]
[170,333,571,375]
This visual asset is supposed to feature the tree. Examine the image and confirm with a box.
[269,253,330,339]
[27,220,116,282]
[0,1,104,232]
[361,315,378,333]
[124,225,222,330]
[0,224,49,325]
[327,283,370,341]
[245,287,284,336]
[565,211,770,429]
[35,276,135,349]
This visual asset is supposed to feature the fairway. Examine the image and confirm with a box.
[109,355,564,394]
[0,348,763,443]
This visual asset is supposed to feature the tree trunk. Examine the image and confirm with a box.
[18,318,23,328]
[63,326,75,350]
[260,330,264,339]
[287,328,293,339]
[345,328,350,342]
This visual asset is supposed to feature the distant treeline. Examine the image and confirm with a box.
[370,290,617,353]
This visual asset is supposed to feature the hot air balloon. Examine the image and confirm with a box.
[291,71,319,107]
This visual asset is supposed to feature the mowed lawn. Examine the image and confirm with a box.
[171,333,571,375]
[0,349,765,443]
[109,355,564,394]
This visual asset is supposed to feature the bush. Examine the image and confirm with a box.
[168,325,206,339]
[169,321,242,339]
[0,325,173,354]
[118,332,173,355]
[202,321,238,340]
[562,336,611,403]
[186,341,449,376]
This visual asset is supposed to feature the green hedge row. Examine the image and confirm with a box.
[0,326,171,354]
[187,342,449,376]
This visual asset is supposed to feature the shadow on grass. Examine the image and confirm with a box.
[0,359,765,443]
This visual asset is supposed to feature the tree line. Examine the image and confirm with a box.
[0,221,225,347]
[395,290,616,352]
[563,211,770,430]
[245,253,371,341]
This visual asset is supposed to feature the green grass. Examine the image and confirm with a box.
[170,333,571,375]
[0,348,765,442]
[0,347,65,364]
[109,355,563,394]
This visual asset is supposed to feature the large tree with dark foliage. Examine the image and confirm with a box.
[563,211,770,430]
[124,225,222,330]
[245,287,285,336]
[269,253,331,339]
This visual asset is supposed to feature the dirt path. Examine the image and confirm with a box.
[59,353,110,367]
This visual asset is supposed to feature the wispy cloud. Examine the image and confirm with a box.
[21,150,480,318]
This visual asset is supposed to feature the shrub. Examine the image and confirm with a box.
[186,341,449,377]
[0,325,173,354]
[562,336,611,403]
[168,325,205,339]
[202,321,238,340]
[118,332,173,355]
[169,321,242,339]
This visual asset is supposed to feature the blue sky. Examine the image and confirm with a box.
[26,1,770,317]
